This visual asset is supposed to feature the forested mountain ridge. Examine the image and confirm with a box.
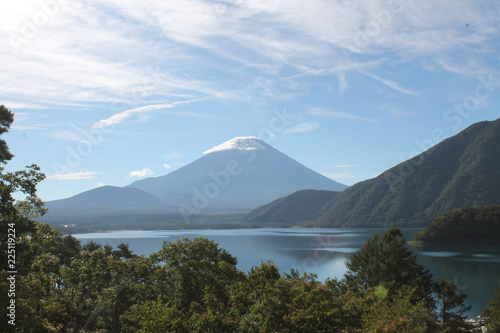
[316,118,500,227]
[242,189,340,225]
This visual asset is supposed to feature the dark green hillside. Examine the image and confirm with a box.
[412,205,500,244]
[242,189,340,225]
[317,118,500,227]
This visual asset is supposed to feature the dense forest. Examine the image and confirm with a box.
[2,106,500,332]
[412,205,500,244]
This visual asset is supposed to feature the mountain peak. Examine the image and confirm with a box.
[203,136,274,154]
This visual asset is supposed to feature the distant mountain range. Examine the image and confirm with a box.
[246,118,500,227]
[44,137,347,220]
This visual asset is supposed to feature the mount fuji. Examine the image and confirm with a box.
[44,136,347,219]
[128,137,347,214]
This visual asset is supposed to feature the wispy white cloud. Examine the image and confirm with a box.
[330,164,357,168]
[380,104,415,118]
[11,125,46,130]
[359,70,420,96]
[1,0,498,120]
[4,102,47,110]
[0,2,225,109]
[163,152,183,161]
[92,97,213,128]
[129,167,154,178]
[51,130,90,143]
[9,112,55,130]
[322,172,353,180]
[284,121,320,134]
[47,171,102,180]
[93,104,168,129]
[308,108,377,122]
[279,59,382,84]
[12,112,47,120]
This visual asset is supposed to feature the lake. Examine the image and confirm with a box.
[74,228,500,317]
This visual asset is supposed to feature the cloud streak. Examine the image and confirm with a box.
[360,70,420,96]
[322,172,353,180]
[308,108,377,122]
[330,164,357,168]
[92,97,213,128]
[284,121,320,134]
[47,171,102,180]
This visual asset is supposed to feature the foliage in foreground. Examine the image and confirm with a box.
[1,223,477,333]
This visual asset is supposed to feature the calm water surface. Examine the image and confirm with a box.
[75,228,500,316]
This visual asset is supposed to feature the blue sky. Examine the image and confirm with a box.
[1,0,499,201]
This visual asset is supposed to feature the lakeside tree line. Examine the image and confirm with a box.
[413,205,500,244]
[1,105,500,332]
[2,222,493,332]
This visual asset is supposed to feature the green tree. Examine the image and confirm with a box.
[345,233,384,289]
[345,228,434,306]
[16,253,69,332]
[8,224,81,332]
[361,286,437,333]
[433,278,471,332]
[234,260,290,332]
[152,237,243,312]
[484,283,500,333]
[0,105,14,163]
[125,295,189,333]
[0,105,48,332]
[282,273,349,332]
[0,105,46,230]
[60,246,148,333]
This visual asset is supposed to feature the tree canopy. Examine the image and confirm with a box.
[0,105,14,164]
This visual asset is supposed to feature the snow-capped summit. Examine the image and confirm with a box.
[203,136,273,154]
